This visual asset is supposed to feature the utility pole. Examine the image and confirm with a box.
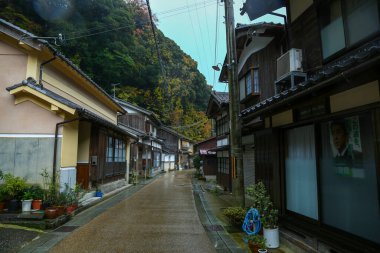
[224,0,245,207]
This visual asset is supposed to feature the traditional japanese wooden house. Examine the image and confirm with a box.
[0,19,136,190]
[194,137,217,180]
[116,99,163,178]
[219,22,285,191]
[239,0,380,252]
[206,91,231,191]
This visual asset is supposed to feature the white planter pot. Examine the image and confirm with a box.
[21,199,33,212]
[263,227,279,248]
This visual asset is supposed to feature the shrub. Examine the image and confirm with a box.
[246,181,279,229]
[223,206,246,226]
[3,173,27,200]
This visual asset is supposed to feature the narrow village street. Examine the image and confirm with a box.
[22,171,217,253]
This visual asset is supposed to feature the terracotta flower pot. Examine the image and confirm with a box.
[53,205,65,216]
[66,205,76,214]
[44,207,58,219]
[32,199,42,210]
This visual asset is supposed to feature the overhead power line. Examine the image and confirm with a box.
[50,1,216,42]
[158,1,216,19]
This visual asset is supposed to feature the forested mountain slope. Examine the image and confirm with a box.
[0,0,212,140]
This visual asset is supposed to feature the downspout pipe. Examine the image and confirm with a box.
[269,12,289,50]
[39,56,57,87]
[53,117,81,185]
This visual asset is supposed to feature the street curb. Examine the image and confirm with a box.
[192,179,245,253]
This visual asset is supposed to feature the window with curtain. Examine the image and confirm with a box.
[320,0,380,59]
[239,78,246,101]
[218,157,230,174]
[153,152,160,168]
[320,114,380,244]
[106,137,126,163]
[106,137,113,162]
[285,125,318,220]
[253,68,259,93]
[216,116,229,136]
[246,71,252,95]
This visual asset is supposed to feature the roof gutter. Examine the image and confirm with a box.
[242,54,380,121]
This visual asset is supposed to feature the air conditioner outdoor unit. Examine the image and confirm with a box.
[276,48,303,80]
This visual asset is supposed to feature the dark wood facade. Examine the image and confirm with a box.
[239,0,380,252]
[118,114,145,132]
[206,91,232,191]
[89,126,126,184]
[238,35,284,109]
[195,137,218,177]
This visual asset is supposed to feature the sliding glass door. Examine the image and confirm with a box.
[285,125,318,220]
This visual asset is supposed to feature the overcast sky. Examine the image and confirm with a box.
[148,0,285,92]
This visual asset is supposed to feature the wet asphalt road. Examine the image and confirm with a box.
[0,226,41,253]
[49,171,216,253]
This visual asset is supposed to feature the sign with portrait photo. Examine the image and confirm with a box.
[329,116,364,178]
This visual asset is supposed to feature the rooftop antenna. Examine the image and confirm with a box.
[111,83,120,99]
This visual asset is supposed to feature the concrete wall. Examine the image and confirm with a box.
[0,136,61,184]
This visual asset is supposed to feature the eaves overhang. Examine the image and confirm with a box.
[240,37,380,120]
[6,78,137,140]
[0,18,124,114]
[6,78,79,117]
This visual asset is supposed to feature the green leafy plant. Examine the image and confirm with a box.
[245,234,266,249]
[223,206,246,226]
[63,183,83,206]
[22,189,34,200]
[29,184,44,200]
[261,207,279,229]
[246,181,279,229]
[40,168,60,206]
[0,185,6,202]
[129,171,138,185]
[2,173,27,200]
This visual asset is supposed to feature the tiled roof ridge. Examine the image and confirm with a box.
[0,18,123,112]
[240,37,380,117]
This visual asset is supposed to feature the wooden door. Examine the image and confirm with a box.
[77,163,89,189]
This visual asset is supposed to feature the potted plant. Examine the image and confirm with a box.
[21,188,33,212]
[40,169,61,218]
[246,181,279,248]
[0,185,6,211]
[30,185,44,210]
[54,191,68,216]
[261,207,279,248]
[64,183,82,214]
[245,234,266,253]
[2,173,27,212]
